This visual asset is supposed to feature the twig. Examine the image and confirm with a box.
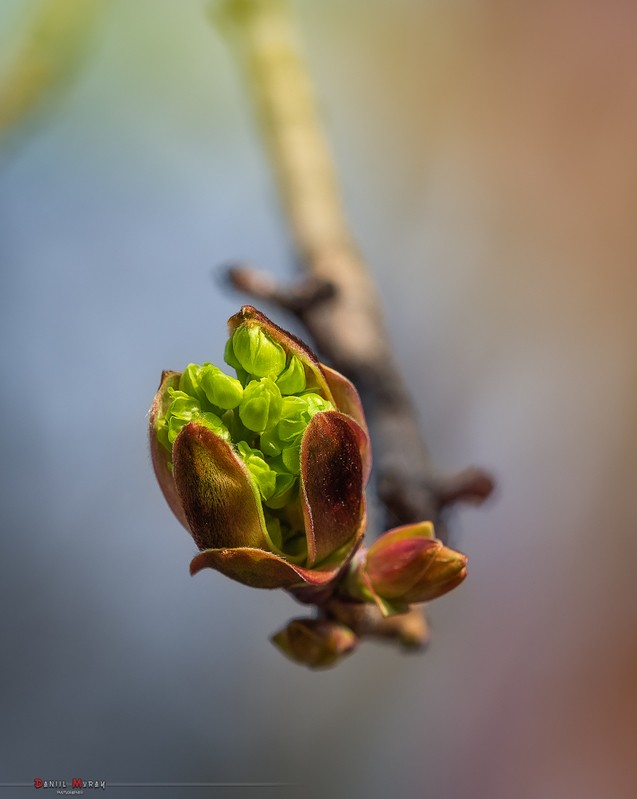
[215,0,494,542]
[0,0,103,143]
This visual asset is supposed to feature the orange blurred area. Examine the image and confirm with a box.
[362,3,637,796]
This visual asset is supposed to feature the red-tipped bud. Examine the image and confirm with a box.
[350,522,468,615]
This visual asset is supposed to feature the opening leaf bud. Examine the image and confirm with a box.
[165,391,202,444]
[150,306,371,601]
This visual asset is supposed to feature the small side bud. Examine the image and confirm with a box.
[271,618,357,669]
[361,522,468,611]
[398,546,468,604]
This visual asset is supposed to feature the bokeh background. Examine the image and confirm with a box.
[1,1,637,797]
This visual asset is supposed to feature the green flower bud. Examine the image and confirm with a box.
[239,378,283,433]
[197,411,231,443]
[259,426,284,457]
[282,531,308,560]
[231,324,286,378]
[281,395,309,415]
[236,441,276,500]
[282,442,302,475]
[222,339,249,386]
[166,389,200,418]
[165,390,202,444]
[262,512,307,560]
[264,515,284,550]
[155,416,171,452]
[276,355,306,395]
[161,389,230,449]
[178,363,207,403]
[276,394,334,444]
[300,392,334,415]
[277,417,307,445]
[223,336,242,371]
[199,363,244,409]
[219,408,248,444]
[167,415,187,444]
[263,468,298,510]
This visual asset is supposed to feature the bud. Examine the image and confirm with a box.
[276,355,306,394]
[277,396,310,442]
[161,389,230,449]
[230,322,286,378]
[199,363,243,409]
[259,393,334,459]
[149,306,371,594]
[398,545,468,604]
[236,441,276,500]
[263,465,297,509]
[178,363,208,404]
[196,412,232,444]
[223,337,249,385]
[238,377,283,433]
[281,442,301,475]
[271,618,357,668]
[350,522,468,615]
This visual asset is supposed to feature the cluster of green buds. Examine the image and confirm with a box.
[150,306,468,668]
[155,335,337,561]
[150,306,370,594]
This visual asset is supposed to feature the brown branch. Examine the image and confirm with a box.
[323,600,431,651]
[214,0,494,540]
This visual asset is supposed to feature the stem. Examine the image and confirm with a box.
[0,0,103,143]
[216,0,493,538]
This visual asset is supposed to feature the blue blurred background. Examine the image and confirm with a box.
[1,1,637,798]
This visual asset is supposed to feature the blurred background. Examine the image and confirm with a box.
[1,1,636,797]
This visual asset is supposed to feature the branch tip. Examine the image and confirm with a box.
[224,263,336,315]
[433,467,496,509]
